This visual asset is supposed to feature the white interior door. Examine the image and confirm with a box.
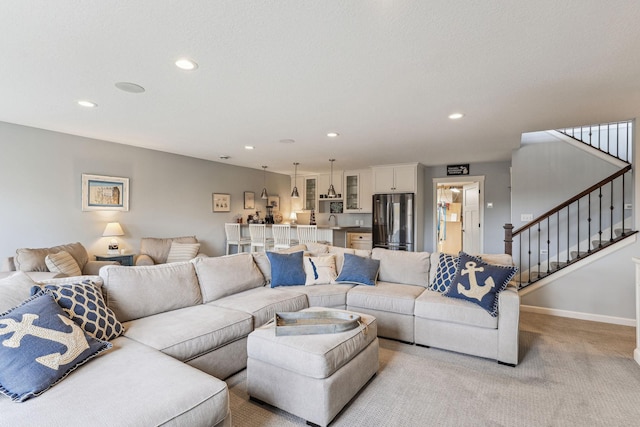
[462,183,480,254]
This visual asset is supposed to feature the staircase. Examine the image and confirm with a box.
[505,121,635,290]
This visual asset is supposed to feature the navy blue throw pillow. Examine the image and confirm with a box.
[266,251,306,287]
[444,252,517,317]
[336,253,380,286]
[0,290,111,402]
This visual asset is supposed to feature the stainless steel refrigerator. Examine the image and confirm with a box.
[372,193,414,251]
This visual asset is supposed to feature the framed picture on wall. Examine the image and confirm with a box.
[81,174,129,211]
[244,191,255,209]
[213,193,231,212]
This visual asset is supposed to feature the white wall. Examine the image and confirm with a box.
[0,122,291,259]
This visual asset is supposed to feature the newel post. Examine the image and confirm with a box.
[503,223,513,256]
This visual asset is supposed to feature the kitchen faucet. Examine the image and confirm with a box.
[328,214,337,227]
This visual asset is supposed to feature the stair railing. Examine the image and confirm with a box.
[504,165,634,289]
[556,120,633,164]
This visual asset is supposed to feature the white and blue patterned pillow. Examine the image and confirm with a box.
[0,290,111,402]
[31,279,124,341]
[444,252,517,317]
[429,253,459,293]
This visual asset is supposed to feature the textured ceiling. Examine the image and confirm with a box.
[1,1,640,175]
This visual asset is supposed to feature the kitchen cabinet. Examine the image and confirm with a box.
[344,169,372,213]
[372,164,417,193]
[304,176,317,211]
[348,232,373,250]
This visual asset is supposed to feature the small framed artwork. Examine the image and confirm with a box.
[82,174,129,211]
[268,196,280,209]
[213,193,231,212]
[244,191,255,209]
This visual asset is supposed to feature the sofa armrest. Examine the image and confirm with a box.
[497,287,520,365]
[1,257,16,272]
[83,260,119,275]
[135,254,155,266]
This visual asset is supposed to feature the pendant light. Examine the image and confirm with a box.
[327,159,337,198]
[260,166,269,199]
[291,162,300,198]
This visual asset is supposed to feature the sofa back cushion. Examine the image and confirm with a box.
[192,253,265,303]
[371,247,431,287]
[14,242,89,272]
[100,261,202,322]
[139,236,198,264]
[0,271,37,313]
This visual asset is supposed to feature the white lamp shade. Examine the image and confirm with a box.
[103,222,124,237]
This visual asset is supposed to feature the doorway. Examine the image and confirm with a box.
[433,176,484,255]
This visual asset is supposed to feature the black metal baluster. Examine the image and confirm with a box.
[566,205,571,263]
[557,211,560,270]
[598,187,603,248]
[587,192,592,253]
[622,171,626,236]
[610,180,614,242]
[546,217,551,273]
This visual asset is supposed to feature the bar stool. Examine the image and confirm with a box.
[224,223,251,255]
[296,225,318,245]
[272,224,299,250]
[249,224,273,252]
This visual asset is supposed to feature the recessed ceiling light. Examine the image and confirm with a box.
[279,139,295,144]
[327,132,339,138]
[115,82,145,93]
[77,100,97,108]
[448,113,464,120]
[219,155,230,160]
[175,58,198,71]
[244,145,255,150]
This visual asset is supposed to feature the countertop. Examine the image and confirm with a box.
[239,224,370,232]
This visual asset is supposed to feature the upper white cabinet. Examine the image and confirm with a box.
[372,164,417,193]
[344,169,372,213]
[303,176,317,211]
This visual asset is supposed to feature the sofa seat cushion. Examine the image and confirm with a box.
[414,289,498,329]
[275,284,355,308]
[123,305,253,362]
[346,281,425,315]
[209,287,308,327]
[100,262,202,322]
[0,271,38,312]
[372,248,431,287]
[0,336,230,427]
[247,307,377,379]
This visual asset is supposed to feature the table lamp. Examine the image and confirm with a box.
[289,211,297,224]
[103,222,124,255]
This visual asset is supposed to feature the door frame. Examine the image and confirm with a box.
[433,176,485,254]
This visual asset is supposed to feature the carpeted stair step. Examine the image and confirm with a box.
[550,261,568,270]
[570,251,588,260]
[614,228,632,237]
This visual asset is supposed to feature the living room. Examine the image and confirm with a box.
[2,1,640,425]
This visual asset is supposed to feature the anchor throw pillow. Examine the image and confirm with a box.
[0,290,111,402]
[443,252,517,317]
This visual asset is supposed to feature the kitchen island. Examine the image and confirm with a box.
[238,224,370,248]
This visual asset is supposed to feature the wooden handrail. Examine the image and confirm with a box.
[512,164,632,237]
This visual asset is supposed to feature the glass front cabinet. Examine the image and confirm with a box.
[344,170,372,213]
[304,176,317,211]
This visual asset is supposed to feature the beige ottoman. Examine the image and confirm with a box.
[247,307,379,426]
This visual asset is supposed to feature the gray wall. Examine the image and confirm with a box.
[423,161,512,254]
[0,122,291,259]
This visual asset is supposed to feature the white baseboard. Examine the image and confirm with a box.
[520,304,636,327]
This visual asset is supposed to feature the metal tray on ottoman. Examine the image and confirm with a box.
[247,307,379,427]
[274,310,361,336]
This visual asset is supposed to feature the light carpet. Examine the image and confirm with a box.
[226,311,640,426]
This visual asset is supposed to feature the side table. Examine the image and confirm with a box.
[95,253,135,266]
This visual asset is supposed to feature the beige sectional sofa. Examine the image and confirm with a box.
[0,245,519,425]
